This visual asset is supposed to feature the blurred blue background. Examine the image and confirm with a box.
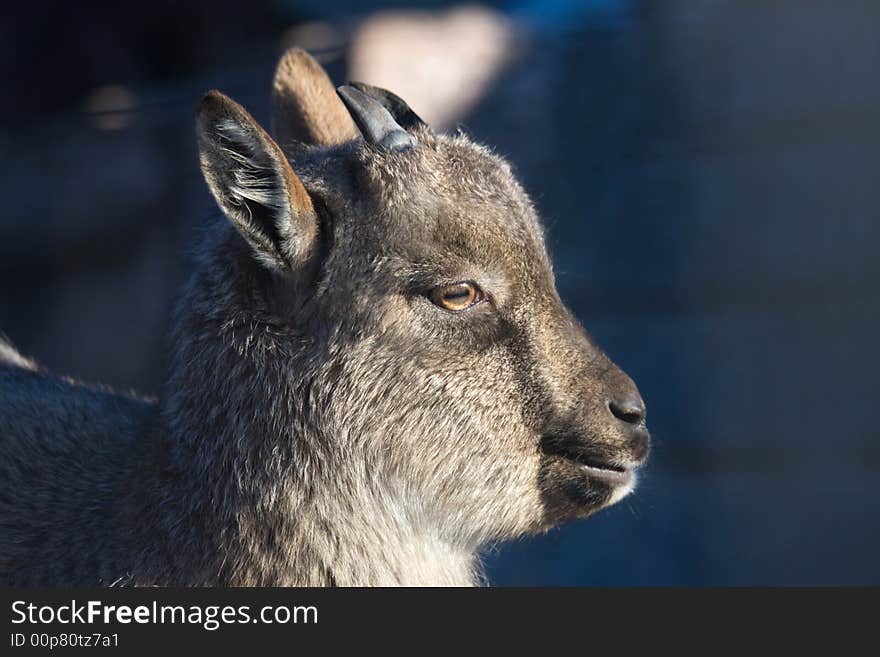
[1,1,878,585]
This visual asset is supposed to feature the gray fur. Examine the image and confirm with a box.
[0,50,649,586]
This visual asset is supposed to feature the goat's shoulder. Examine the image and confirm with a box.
[0,367,158,584]
[0,366,156,515]
[0,365,155,452]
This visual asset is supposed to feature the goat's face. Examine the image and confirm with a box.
[196,51,649,545]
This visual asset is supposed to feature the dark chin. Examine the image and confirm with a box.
[537,455,616,525]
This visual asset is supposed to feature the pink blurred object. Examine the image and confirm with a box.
[348,5,522,130]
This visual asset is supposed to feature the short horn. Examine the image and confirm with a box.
[348,81,426,131]
[336,85,416,151]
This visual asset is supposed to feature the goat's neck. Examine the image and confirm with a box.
[310,477,480,586]
[146,422,479,586]
[152,367,478,585]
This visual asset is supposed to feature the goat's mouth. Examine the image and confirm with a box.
[538,434,644,521]
[540,438,637,488]
[576,460,633,487]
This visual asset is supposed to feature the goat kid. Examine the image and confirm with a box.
[0,49,649,586]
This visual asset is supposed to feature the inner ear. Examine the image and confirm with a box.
[272,48,358,148]
[197,90,319,272]
[215,119,287,249]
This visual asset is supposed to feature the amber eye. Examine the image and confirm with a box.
[429,282,485,312]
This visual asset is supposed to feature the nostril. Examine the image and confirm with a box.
[608,396,645,426]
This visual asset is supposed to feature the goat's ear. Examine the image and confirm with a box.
[197,90,318,272]
[271,48,358,148]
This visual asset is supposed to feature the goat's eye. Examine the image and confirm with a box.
[429,282,485,312]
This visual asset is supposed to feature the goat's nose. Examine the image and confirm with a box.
[608,394,646,426]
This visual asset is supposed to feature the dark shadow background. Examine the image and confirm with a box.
[1,1,878,585]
